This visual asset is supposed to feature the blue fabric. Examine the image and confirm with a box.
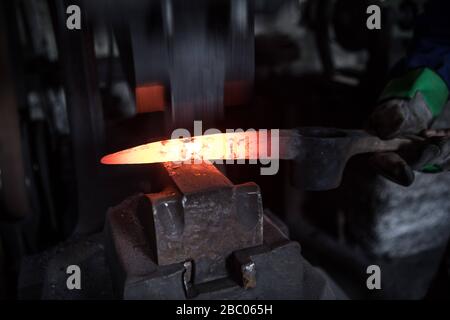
[399,0,450,90]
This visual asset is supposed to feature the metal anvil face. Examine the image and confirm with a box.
[137,162,264,283]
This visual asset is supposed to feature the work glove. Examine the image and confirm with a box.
[367,68,450,186]
[368,93,433,140]
[368,133,450,186]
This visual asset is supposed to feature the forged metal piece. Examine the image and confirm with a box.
[101,127,417,191]
[289,127,417,191]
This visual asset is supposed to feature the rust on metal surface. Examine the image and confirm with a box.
[137,162,264,283]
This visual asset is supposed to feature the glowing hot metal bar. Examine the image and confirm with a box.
[101,127,424,191]
[101,130,290,165]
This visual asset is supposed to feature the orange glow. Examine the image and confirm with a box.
[135,83,166,113]
[101,131,278,165]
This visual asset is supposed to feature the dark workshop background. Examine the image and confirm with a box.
[0,0,449,300]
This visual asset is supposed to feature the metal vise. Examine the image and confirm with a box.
[104,162,337,299]
[137,162,264,284]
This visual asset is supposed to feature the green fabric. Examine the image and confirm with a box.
[380,68,449,117]
[421,164,443,173]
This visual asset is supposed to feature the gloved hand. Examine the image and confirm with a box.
[368,134,450,186]
[368,92,433,140]
[367,93,449,186]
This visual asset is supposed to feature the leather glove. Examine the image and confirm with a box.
[367,93,449,186]
[369,135,450,186]
[368,92,433,140]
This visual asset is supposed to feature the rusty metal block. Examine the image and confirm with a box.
[137,162,263,283]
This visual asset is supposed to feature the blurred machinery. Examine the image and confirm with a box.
[0,0,449,299]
